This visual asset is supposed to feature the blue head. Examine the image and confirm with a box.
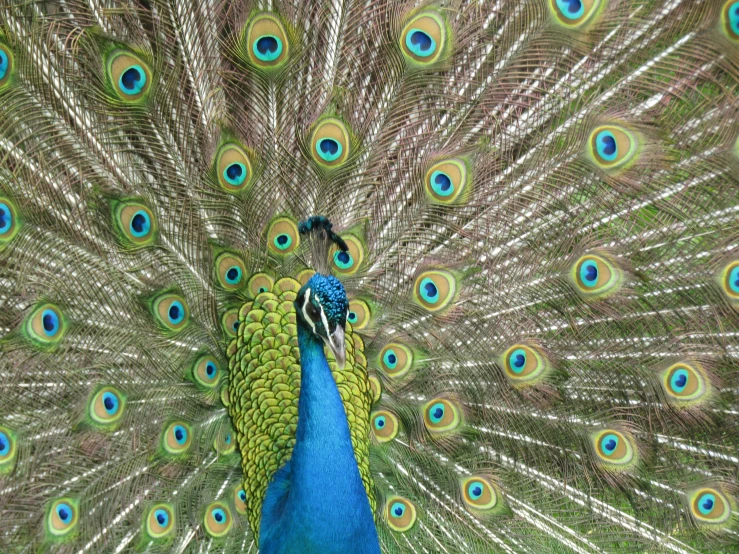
[295,273,348,367]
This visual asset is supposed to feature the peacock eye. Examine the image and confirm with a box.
[720,261,739,307]
[550,0,602,27]
[0,198,20,246]
[193,355,221,389]
[661,361,709,405]
[204,502,233,537]
[371,410,399,443]
[413,269,457,312]
[222,308,241,338]
[0,426,18,473]
[385,497,417,532]
[501,344,551,386]
[400,12,446,66]
[461,476,499,512]
[722,1,739,40]
[689,487,732,524]
[162,421,192,456]
[423,398,461,434]
[587,125,639,170]
[330,235,364,275]
[267,217,300,255]
[25,303,66,347]
[215,253,246,290]
[146,504,175,539]
[0,45,13,88]
[153,293,190,332]
[47,498,79,538]
[114,202,157,246]
[245,14,289,69]
[106,50,152,101]
[215,143,253,194]
[378,343,414,379]
[310,118,351,168]
[572,253,622,299]
[233,487,247,514]
[591,429,636,470]
[89,387,125,427]
[248,273,274,297]
[424,159,469,204]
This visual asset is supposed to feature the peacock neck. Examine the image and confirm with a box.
[261,320,380,553]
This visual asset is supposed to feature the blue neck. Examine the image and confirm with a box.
[259,321,380,554]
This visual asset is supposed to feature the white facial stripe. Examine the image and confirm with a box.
[319,304,333,348]
[301,288,317,335]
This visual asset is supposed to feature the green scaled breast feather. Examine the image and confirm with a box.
[225,275,375,535]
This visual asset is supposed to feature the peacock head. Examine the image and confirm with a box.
[296,273,349,368]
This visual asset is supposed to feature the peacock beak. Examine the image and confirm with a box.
[326,325,346,369]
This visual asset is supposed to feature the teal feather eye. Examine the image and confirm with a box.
[89,387,125,427]
[461,476,499,512]
[106,50,152,102]
[216,143,253,194]
[25,303,66,347]
[233,487,247,515]
[385,497,417,532]
[587,125,639,170]
[722,1,739,40]
[46,498,79,538]
[0,198,20,246]
[204,502,232,537]
[244,14,289,69]
[153,293,190,332]
[310,118,351,168]
[222,308,241,338]
[347,299,370,329]
[379,343,413,379]
[423,398,461,434]
[114,202,157,246]
[689,488,732,524]
[501,344,551,385]
[424,159,469,204]
[215,252,247,290]
[248,273,275,297]
[400,12,446,66]
[371,410,398,443]
[267,217,300,255]
[330,235,364,275]
[550,0,602,27]
[592,429,637,470]
[193,355,221,389]
[145,503,175,540]
[572,254,622,299]
[0,45,13,87]
[214,430,236,455]
[0,426,17,474]
[719,261,739,308]
[660,362,710,406]
[162,422,192,455]
[413,270,457,312]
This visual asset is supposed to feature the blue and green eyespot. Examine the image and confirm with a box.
[0,45,13,87]
[248,273,275,298]
[378,343,413,378]
[347,299,371,329]
[660,361,710,406]
[592,428,637,470]
[245,14,289,69]
[115,201,157,246]
[153,293,190,332]
[25,303,67,347]
[550,0,603,28]
[106,50,152,101]
[233,487,247,514]
[267,217,300,255]
[89,386,126,427]
[688,487,732,525]
[413,269,457,312]
[145,503,175,540]
[330,235,364,275]
[572,253,622,299]
[386,497,417,532]
[501,343,551,386]
[222,308,241,338]
[215,143,253,193]
[720,261,739,308]
[423,398,461,434]
[215,252,247,290]
[0,426,17,474]
[424,159,469,204]
[0,198,20,246]
[371,410,398,443]
[193,355,221,389]
[162,421,192,456]
[400,11,446,66]
[722,1,739,40]
[46,498,79,539]
[587,125,639,170]
[310,118,351,168]
[204,501,232,537]
[461,476,499,512]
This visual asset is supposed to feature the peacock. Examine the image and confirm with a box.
[1,0,739,552]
